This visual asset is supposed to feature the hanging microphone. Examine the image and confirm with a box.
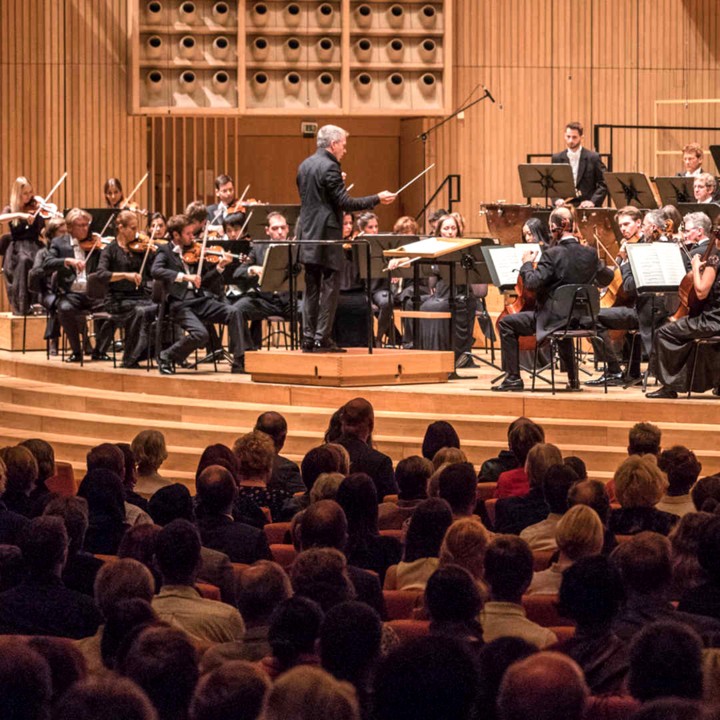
[482,85,496,103]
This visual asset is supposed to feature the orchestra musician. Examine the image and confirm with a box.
[103,178,125,208]
[678,143,705,177]
[296,124,395,353]
[493,206,614,392]
[43,208,111,363]
[552,121,608,209]
[693,173,719,204]
[522,217,552,248]
[93,209,157,369]
[685,212,716,258]
[150,213,248,375]
[0,177,46,315]
[206,174,244,226]
[147,212,168,240]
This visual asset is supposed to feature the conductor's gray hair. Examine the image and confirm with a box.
[317,125,348,149]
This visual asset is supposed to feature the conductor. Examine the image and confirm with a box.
[296,124,396,353]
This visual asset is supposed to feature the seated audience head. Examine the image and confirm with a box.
[669,512,714,592]
[310,473,345,503]
[439,515,491,580]
[558,555,624,629]
[498,652,588,720]
[116,443,138,491]
[425,564,483,626]
[555,505,604,561]
[190,661,270,720]
[614,455,668,509]
[196,444,238,483]
[19,439,54,485]
[484,535,534,603]
[320,601,382,685]
[509,420,545,468]
[542,464,578,514]
[26,636,87,703]
[563,456,587,481]
[324,443,350,476]
[431,447,468,471]
[155,518,201,586]
[196,465,238,515]
[324,409,344,444]
[77,468,126,524]
[0,638,52,720]
[263,666,359,720]
[301,447,340,494]
[340,398,375,443]
[290,547,355,611]
[658,446,702,497]
[255,411,288,454]
[336,473,378,536]
[628,621,703,702]
[568,479,611,525]
[55,677,157,720]
[43,496,89,556]
[267,596,324,673]
[611,531,672,597]
[0,445,38,498]
[101,598,158,671]
[233,431,275,483]
[237,561,292,627]
[299,499,348,551]
[93,557,155,619]
[437,462,478,517]
[691,474,720,512]
[118,523,162,572]
[421,421,461,461]
[403,498,454,562]
[87,442,125,477]
[374,636,478,720]
[526,443,563,489]
[696,515,720,584]
[628,422,662,457]
[22,515,68,577]
[395,455,432,501]
[148,483,195,526]
[121,625,199,720]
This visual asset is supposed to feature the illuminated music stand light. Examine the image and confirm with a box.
[517,164,577,209]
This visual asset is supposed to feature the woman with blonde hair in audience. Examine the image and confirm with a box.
[439,516,492,596]
[310,473,345,504]
[324,443,350,476]
[432,447,468,471]
[527,505,604,595]
[131,430,169,498]
[609,455,678,536]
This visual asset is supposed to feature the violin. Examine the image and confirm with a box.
[79,233,107,252]
[28,196,63,220]
[182,242,245,265]
[226,197,268,215]
[122,200,148,216]
[128,232,167,254]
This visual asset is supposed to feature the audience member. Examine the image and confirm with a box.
[116,442,149,512]
[609,456,678,536]
[431,446,467,471]
[567,479,618,555]
[563,456,588,481]
[54,676,158,720]
[421,421,460,461]
[202,561,292,671]
[557,555,628,694]
[0,638,52,720]
[118,523,162,589]
[337,473,401,582]
[629,422,663,457]
[678,516,720,621]
[0,455,29,545]
[290,547,356,611]
[255,411,304,494]
[438,462,478,518]
[19,438,55,511]
[77,468,129,554]
[26,634,87,703]
[132,429,170,498]
[324,443,351,475]
[152,519,245,644]
[657,447,702,517]
[479,417,535,484]
[378,455,431,529]
[392,497,453,590]
[310,472,345,504]
[527,505,604,595]
[439,515,491,589]
[0,516,101,637]
[481,535,557,647]
[669,513,714,599]
[190,661,270,720]
[498,652,588,720]
[520,463,579,551]
[100,598,158,671]
[494,420,545,498]
[0,445,38,517]
[494,443,563,535]
[631,699,712,720]
[337,398,397,499]
[281,445,341,520]
[691,475,720,513]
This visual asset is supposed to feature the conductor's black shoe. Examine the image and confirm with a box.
[301,340,315,353]
[158,355,175,376]
[314,339,347,353]
[646,386,678,399]
[492,377,524,392]
[584,372,624,387]
[64,353,83,364]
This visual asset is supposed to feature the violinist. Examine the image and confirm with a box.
[693,173,718,204]
[493,207,614,392]
[207,174,244,226]
[94,210,156,368]
[647,228,720,399]
[43,208,110,363]
[685,212,715,258]
[0,177,45,315]
[147,212,168,240]
[151,213,249,374]
[103,178,125,208]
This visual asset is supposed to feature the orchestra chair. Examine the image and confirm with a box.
[270,544,297,568]
[264,316,292,350]
[387,619,430,643]
[531,284,608,395]
[87,273,122,368]
[522,593,574,627]
[383,589,423,620]
[686,335,720,398]
[263,522,291,545]
[47,461,77,497]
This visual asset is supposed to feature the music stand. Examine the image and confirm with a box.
[709,145,720,174]
[259,244,305,294]
[518,164,577,208]
[652,176,695,205]
[357,233,409,279]
[245,204,301,239]
[83,208,117,237]
[677,202,720,223]
[605,172,657,209]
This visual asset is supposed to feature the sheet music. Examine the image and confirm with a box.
[626,242,686,291]
[482,243,543,288]
[393,237,457,255]
[514,243,542,265]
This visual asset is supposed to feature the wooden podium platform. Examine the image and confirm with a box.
[0,313,46,351]
[245,348,455,387]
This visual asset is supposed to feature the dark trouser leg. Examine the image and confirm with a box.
[164,303,210,362]
[591,306,639,374]
[454,292,478,357]
[57,293,92,355]
[315,267,340,343]
[497,311,536,378]
[193,297,248,365]
[302,264,322,343]
[374,289,393,343]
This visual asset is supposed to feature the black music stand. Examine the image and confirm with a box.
[245,204,301,238]
[83,208,118,237]
[518,164,577,208]
[652,176,695,205]
[677,202,720,223]
[605,172,657,209]
[709,145,720,174]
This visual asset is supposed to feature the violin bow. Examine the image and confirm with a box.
[592,229,620,269]
[137,225,159,285]
[99,172,150,237]
[31,172,68,221]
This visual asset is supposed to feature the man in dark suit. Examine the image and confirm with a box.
[151,213,249,374]
[194,466,272,565]
[493,207,615,392]
[254,411,305,494]
[337,397,397,499]
[552,121,608,208]
[296,124,396,352]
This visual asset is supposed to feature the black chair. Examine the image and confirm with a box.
[686,335,720,398]
[532,284,608,395]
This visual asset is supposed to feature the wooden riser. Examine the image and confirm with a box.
[0,313,46,351]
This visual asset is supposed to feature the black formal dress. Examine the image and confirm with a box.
[333,244,370,347]
[296,147,379,345]
[551,148,608,206]
[1,208,43,315]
